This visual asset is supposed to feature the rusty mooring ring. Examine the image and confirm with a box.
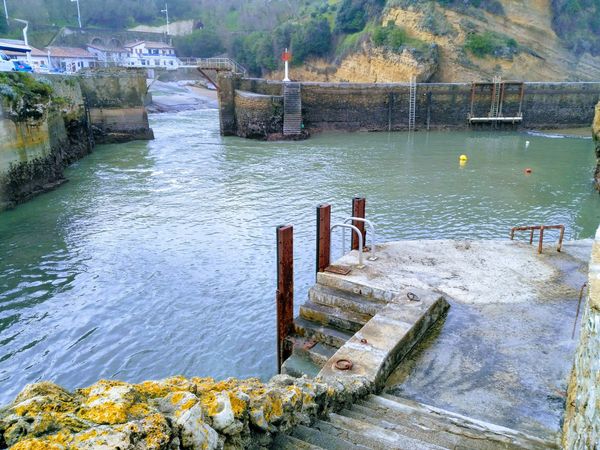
[334,359,353,371]
[407,292,420,302]
[360,338,368,344]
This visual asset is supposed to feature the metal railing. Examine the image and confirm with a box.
[331,223,364,267]
[510,224,565,254]
[343,217,377,261]
[178,57,247,76]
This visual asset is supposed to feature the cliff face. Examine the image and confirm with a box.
[270,0,600,83]
[592,103,600,191]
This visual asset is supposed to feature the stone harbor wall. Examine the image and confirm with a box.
[0,74,92,211]
[78,68,154,144]
[0,69,153,212]
[562,228,600,449]
[219,76,600,138]
[233,91,283,139]
[0,375,370,450]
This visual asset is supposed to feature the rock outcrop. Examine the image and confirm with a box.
[0,375,370,449]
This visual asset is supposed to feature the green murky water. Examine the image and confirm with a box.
[0,108,598,404]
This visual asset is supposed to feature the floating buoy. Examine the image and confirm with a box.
[459,154,468,162]
[525,141,530,148]
[525,168,533,174]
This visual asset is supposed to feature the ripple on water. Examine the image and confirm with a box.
[0,109,598,404]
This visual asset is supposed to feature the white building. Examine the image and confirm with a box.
[124,41,179,70]
[87,43,129,66]
[46,47,98,73]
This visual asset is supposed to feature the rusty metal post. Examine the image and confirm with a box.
[529,228,534,245]
[558,225,565,252]
[351,197,366,251]
[276,225,294,373]
[316,204,331,274]
[538,226,545,254]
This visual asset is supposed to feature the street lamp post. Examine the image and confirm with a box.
[71,0,82,29]
[161,2,170,36]
[13,19,31,64]
[3,0,8,23]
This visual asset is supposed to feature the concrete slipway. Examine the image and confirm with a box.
[311,238,590,440]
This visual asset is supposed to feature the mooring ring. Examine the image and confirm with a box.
[407,292,421,302]
[334,359,353,371]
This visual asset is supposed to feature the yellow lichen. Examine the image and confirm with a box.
[78,400,129,425]
[10,438,63,450]
[228,393,247,418]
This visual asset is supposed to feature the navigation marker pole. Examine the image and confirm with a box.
[282,48,291,82]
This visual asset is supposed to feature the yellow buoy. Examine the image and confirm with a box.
[459,154,468,162]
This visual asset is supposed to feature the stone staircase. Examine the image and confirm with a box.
[281,283,386,377]
[283,82,302,136]
[272,393,558,450]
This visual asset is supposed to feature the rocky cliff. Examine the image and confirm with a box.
[269,0,600,83]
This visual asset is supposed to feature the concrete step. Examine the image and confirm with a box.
[280,352,321,378]
[359,394,558,450]
[271,433,325,449]
[292,424,371,450]
[316,271,396,303]
[318,413,448,450]
[299,301,371,333]
[287,336,338,366]
[294,316,354,348]
[309,284,385,317]
[344,403,463,449]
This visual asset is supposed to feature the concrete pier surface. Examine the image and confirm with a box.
[325,238,590,439]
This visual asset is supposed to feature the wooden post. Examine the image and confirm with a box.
[316,204,331,274]
[276,225,294,373]
[351,197,366,251]
[538,226,545,254]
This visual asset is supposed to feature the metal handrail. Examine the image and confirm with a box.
[343,217,377,261]
[180,57,247,76]
[331,223,364,266]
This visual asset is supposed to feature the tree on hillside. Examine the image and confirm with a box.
[174,29,224,57]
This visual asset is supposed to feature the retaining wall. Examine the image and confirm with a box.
[220,75,600,138]
[562,227,600,449]
[0,69,153,211]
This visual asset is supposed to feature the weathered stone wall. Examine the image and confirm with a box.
[234,91,283,139]
[0,375,370,450]
[0,69,153,211]
[78,68,154,143]
[0,75,92,211]
[221,78,600,136]
[562,227,600,449]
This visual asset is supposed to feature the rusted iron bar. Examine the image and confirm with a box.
[197,68,219,92]
[316,204,331,274]
[510,224,565,254]
[276,225,294,373]
[351,197,366,251]
[518,83,525,117]
[572,283,588,339]
[538,226,545,254]
[498,82,506,116]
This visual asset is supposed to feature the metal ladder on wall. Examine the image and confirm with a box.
[489,76,502,118]
[283,83,302,136]
[408,75,417,131]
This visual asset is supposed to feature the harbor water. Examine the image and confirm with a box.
[0,108,598,404]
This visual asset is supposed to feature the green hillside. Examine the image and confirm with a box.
[4,0,600,77]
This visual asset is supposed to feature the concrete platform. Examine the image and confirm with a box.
[320,239,591,440]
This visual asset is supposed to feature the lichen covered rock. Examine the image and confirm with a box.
[1,374,368,449]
